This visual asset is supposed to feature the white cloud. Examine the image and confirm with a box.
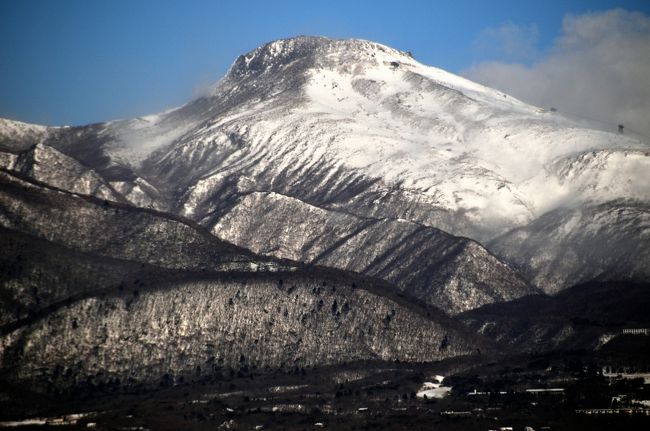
[464,9,650,139]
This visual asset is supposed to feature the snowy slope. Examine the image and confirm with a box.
[10,143,119,200]
[1,36,648,295]
[139,37,648,240]
[0,171,487,391]
[0,119,49,151]
[0,141,164,210]
[213,191,536,314]
[489,201,650,293]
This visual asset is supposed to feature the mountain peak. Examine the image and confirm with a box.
[226,36,414,79]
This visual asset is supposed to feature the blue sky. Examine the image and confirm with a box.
[1,0,649,126]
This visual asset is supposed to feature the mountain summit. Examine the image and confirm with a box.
[1,36,650,410]
[1,36,649,296]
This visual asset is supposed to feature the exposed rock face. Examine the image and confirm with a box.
[213,192,536,314]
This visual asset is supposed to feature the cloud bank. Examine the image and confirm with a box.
[464,9,650,139]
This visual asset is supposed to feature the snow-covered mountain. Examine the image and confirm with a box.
[1,36,648,296]
[213,191,535,314]
[0,170,487,391]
